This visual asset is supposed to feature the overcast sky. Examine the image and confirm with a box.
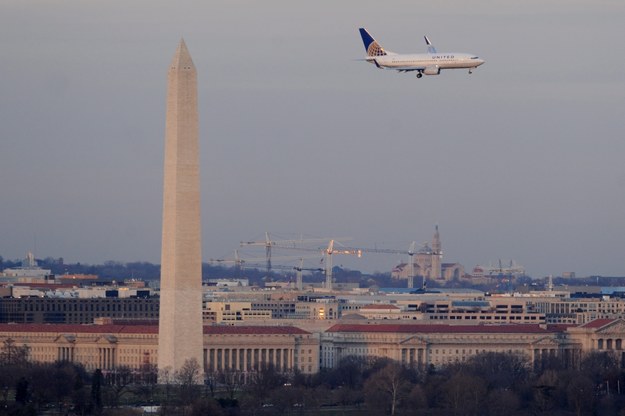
[1,0,624,277]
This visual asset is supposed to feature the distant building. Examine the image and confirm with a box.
[1,252,52,282]
[0,323,319,375]
[441,263,465,280]
[471,260,525,279]
[207,278,249,287]
[0,297,159,324]
[358,304,402,319]
[527,296,625,324]
[202,301,271,323]
[392,226,464,283]
[320,319,625,370]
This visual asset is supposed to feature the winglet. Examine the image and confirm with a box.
[424,36,437,54]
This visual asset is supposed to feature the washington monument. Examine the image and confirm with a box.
[158,39,204,379]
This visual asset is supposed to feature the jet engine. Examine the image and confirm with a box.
[423,65,440,75]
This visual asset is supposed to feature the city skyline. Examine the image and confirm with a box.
[1,0,624,278]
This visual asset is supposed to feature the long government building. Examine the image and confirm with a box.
[2,318,625,375]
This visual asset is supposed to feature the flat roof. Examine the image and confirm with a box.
[0,323,309,335]
[326,323,560,334]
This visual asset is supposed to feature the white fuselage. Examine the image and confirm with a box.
[371,52,484,72]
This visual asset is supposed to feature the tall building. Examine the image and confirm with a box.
[431,225,442,279]
[158,39,204,379]
[392,225,452,282]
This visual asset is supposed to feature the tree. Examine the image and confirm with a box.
[0,338,30,366]
[91,369,103,412]
[132,362,158,405]
[104,366,134,408]
[248,364,286,403]
[565,372,595,416]
[465,351,529,390]
[581,351,620,387]
[485,389,521,416]
[327,355,368,389]
[532,369,562,413]
[218,369,244,401]
[158,366,175,409]
[15,377,29,406]
[175,358,202,405]
[402,384,428,416]
[71,371,88,416]
[28,362,87,414]
[440,372,488,416]
[189,397,225,416]
[363,363,412,416]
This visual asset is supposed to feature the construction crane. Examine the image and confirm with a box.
[209,251,314,274]
[281,240,418,291]
[407,242,417,289]
[210,250,322,287]
[240,233,349,278]
[294,258,324,290]
[239,232,274,278]
[322,240,362,291]
[330,242,418,289]
[240,234,419,290]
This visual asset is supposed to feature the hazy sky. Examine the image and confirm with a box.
[1,0,624,277]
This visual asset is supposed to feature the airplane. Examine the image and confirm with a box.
[358,28,485,78]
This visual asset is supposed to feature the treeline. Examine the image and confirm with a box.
[253,352,625,416]
[4,254,625,290]
[0,255,394,288]
[3,344,625,416]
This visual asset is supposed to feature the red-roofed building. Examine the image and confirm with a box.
[358,304,402,319]
[567,318,625,358]
[578,318,616,329]
[320,321,624,370]
[0,323,319,375]
[4,318,625,375]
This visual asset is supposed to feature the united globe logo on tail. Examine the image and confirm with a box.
[359,28,387,57]
[367,42,386,57]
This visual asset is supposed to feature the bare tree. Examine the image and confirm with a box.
[175,358,202,405]
[0,338,30,366]
[218,369,244,401]
[104,366,134,408]
[363,363,411,416]
[532,369,560,413]
[440,372,488,416]
[485,388,521,416]
[465,351,529,390]
[132,362,158,405]
[580,351,620,387]
[565,372,594,416]
[248,364,285,403]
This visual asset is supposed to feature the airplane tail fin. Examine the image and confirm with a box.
[424,36,437,53]
[359,28,387,57]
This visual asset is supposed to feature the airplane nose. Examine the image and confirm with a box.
[477,59,485,66]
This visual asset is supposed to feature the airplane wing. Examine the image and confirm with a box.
[394,66,426,72]
[368,58,425,71]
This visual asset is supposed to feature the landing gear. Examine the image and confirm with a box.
[469,69,473,74]
[416,72,423,78]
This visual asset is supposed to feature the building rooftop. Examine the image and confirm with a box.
[0,323,310,335]
[361,304,400,310]
[579,318,617,329]
[326,323,562,334]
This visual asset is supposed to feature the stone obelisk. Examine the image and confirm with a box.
[158,39,203,380]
